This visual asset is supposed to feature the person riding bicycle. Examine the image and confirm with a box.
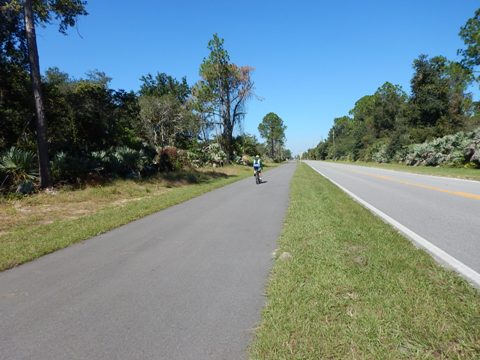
[253,155,262,181]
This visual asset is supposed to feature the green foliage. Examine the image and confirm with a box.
[51,146,149,183]
[410,55,450,127]
[0,147,38,189]
[0,2,34,150]
[232,133,261,157]
[50,151,92,183]
[372,82,407,135]
[0,66,32,150]
[41,72,141,154]
[258,112,287,161]
[458,8,480,75]
[91,147,147,178]
[401,128,480,168]
[409,56,471,139]
[138,72,200,151]
[204,142,227,165]
[139,72,190,103]
[369,141,390,163]
[110,146,147,177]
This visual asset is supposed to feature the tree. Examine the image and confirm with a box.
[0,1,32,151]
[139,95,196,151]
[138,72,199,151]
[372,82,407,135]
[409,55,472,140]
[197,34,255,160]
[24,0,53,187]
[442,61,474,132]
[409,55,450,131]
[458,8,480,80]
[41,68,141,155]
[232,133,261,157]
[190,82,214,142]
[139,72,190,103]
[258,112,286,161]
[2,0,88,187]
[329,116,354,159]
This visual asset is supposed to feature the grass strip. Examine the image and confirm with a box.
[329,160,480,181]
[250,162,480,359]
[0,166,254,271]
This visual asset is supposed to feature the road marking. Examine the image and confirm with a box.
[305,162,480,289]
[346,168,480,201]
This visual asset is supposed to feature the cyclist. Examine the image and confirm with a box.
[253,155,262,181]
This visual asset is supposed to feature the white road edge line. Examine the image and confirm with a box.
[305,161,480,289]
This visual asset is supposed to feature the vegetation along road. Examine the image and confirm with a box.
[305,161,480,286]
[0,163,296,360]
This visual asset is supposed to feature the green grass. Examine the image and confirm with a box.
[0,166,254,271]
[250,163,480,359]
[330,160,480,181]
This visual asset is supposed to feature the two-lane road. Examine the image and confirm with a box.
[305,161,480,282]
[0,163,296,360]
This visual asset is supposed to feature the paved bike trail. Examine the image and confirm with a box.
[0,162,296,360]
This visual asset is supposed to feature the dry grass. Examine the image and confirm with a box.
[1,179,164,237]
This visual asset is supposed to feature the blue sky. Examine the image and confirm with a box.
[37,0,479,155]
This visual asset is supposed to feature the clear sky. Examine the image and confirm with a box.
[36,0,479,156]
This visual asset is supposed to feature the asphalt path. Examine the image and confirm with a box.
[0,162,296,360]
[305,161,480,278]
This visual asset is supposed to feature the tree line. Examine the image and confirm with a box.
[0,1,290,193]
[302,8,480,167]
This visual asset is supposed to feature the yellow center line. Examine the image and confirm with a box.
[347,169,480,201]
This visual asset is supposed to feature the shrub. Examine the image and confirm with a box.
[51,152,92,183]
[91,147,149,178]
[397,127,480,168]
[204,143,227,166]
[111,146,147,177]
[185,150,204,168]
[0,147,38,192]
[365,141,390,163]
[159,146,181,172]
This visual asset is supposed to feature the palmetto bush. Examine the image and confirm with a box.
[204,143,227,165]
[111,146,147,177]
[370,143,390,163]
[51,152,93,183]
[92,147,148,177]
[0,147,38,190]
[90,150,110,169]
[185,150,204,168]
[399,127,480,167]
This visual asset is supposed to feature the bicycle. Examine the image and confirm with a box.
[254,169,261,184]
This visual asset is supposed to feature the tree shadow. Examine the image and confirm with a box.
[4,168,237,196]
[141,169,232,187]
